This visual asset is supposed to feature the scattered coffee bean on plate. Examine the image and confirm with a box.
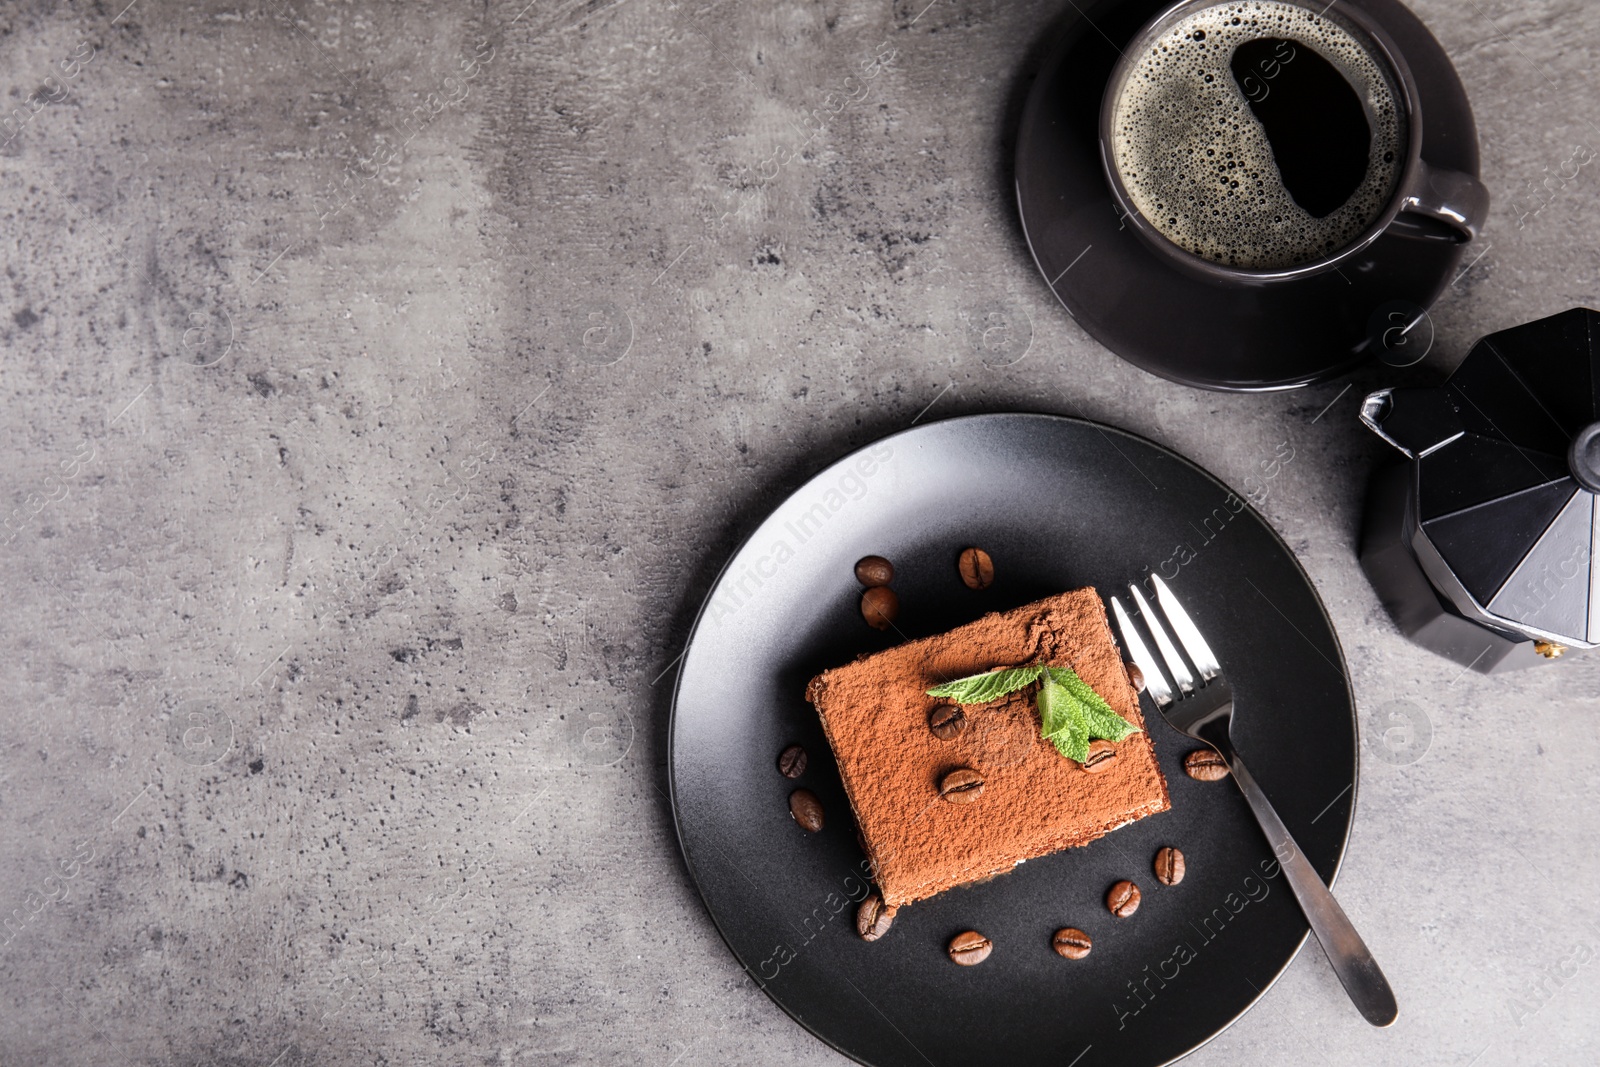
[1107,880,1141,918]
[1155,846,1186,886]
[957,547,995,589]
[1125,661,1146,692]
[856,893,896,941]
[928,704,967,741]
[854,555,895,587]
[1082,739,1118,773]
[948,930,992,966]
[789,789,824,832]
[777,744,807,778]
[1052,927,1092,960]
[938,767,985,803]
[860,586,899,630]
[1184,748,1229,781]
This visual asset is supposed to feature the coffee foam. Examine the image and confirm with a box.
[1110,1,1406,270]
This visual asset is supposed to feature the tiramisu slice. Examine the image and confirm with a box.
[805,588,1170,908]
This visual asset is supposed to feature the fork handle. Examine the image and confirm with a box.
[1218,741,1399,1027]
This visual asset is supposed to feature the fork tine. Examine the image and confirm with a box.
[1151,575,1221,680]
[1111,596,1174,707]
[1129,584,1195,694]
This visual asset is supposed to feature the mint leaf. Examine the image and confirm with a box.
[1047,727,1091,764]
[1036,671,1075,736]
[924,663,1139,767]
[927,665,1044,704]
[1037,666,1140,763]
[1039,673,1090,762]
[1077,701,1140,744]
[1048,667,1140,743]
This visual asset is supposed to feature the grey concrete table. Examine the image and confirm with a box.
[2,1,1597,1064]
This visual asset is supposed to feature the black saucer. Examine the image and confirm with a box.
[1014,0,1481,391]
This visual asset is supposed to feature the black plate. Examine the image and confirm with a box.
[670,414,1359,1067]
[1014,0,1480,391]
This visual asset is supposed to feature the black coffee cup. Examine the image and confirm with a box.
[1098,0,1489,286]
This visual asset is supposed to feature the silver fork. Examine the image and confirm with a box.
[1111,575,1398,1028]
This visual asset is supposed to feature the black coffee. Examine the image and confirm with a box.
[1109,1,1406,269]
[1232,37,1376,216]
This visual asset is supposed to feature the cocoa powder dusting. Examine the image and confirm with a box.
[806,589,1171,908]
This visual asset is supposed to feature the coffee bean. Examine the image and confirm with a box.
[938,767,985,804]
[856,893,897,941]
[1052,927,1093,960]
[948,930,992,966]
[1155,846,1186,886]
[788,789,824,832]
[861,586,899,630]
[928,704,967,741]
[1184,748,1229,782]
[777,744,807,779]
[957,547,995,590]
[1125,661,1146,693]
[1082,739,1118,773]
[1107,880,1141,918]
[855,555,895,587]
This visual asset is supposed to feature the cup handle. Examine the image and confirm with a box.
[1395,160,1490,242]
